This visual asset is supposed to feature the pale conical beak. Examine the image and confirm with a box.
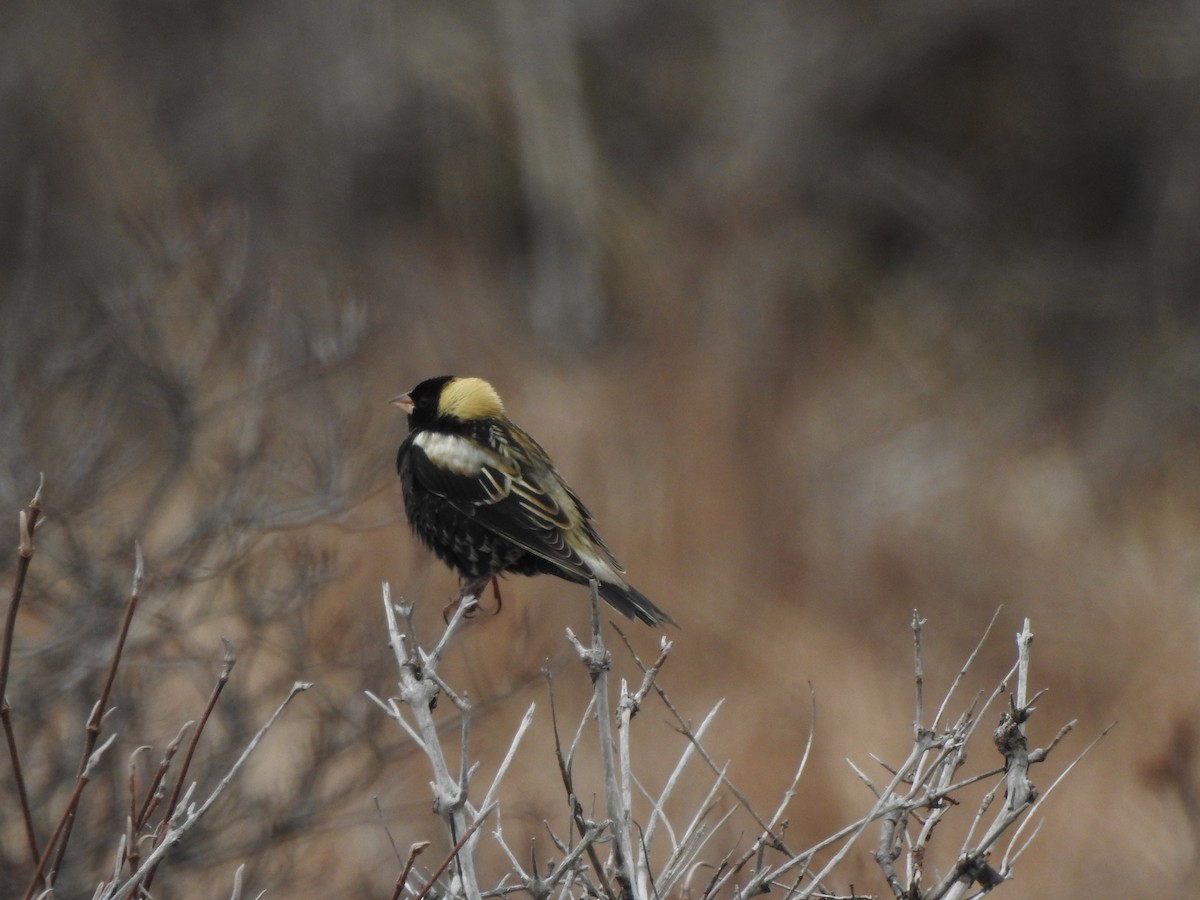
[390,393,414,414]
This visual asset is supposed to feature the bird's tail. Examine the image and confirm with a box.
[597,580,678,628]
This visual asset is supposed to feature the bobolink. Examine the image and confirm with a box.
[393,376,675,627]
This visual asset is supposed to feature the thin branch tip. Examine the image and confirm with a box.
[18,510,32,557]
[132,542,145,590]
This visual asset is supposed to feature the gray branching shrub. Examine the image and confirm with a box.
[368,586,1104,900]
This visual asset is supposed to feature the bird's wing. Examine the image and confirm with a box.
[407,425,624,582]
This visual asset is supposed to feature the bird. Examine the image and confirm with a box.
[393,375,675,627]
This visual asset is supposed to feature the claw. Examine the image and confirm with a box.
[444,575,491,623]
[442,575,506,622]
[489,576,504,615]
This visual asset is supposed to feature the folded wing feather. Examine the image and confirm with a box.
[409,428,625,583]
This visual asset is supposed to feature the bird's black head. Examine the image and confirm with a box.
[393,376,506,430]
[400,375,454,429]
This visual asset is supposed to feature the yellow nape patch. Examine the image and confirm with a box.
[439,377,505,421]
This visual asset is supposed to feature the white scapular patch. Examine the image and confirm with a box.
[416,431,501,476]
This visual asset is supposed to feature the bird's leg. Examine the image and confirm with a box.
[443,574,491,623]
[489,576,504,615]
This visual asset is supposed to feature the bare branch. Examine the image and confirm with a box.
[1,480,45,872]
[97,681,312,900]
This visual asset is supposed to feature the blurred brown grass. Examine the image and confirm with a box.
[3,1,1200,896]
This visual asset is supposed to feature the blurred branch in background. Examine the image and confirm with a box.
[0,193,386,895]
[0,483,311,898]
[497,0,605,347]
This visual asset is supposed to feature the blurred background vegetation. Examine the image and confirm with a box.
[2,1,1199,896]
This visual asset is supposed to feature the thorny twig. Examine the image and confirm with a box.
[95,680,312,900]
[1,478,44,873]
[566,581,635,900]
[546,666,617,900]
[23,544,143,899]
[138,637,237,893]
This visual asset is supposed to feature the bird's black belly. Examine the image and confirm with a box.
[404,486,544,580]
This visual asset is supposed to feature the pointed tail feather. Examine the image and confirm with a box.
[597,580,678,628]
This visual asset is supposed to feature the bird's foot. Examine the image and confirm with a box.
[443,575,502,623]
